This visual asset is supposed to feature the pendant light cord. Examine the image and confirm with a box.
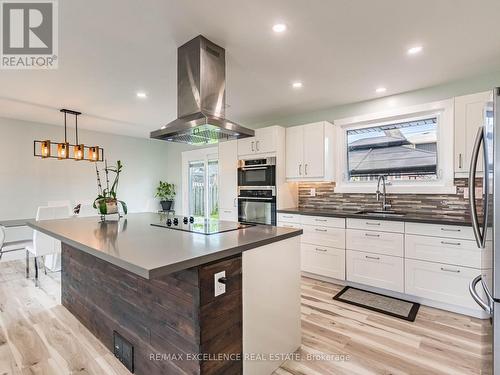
[64,112,67,143]
[75,114,78,144]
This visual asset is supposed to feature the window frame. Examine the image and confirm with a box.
[334,99,456,194]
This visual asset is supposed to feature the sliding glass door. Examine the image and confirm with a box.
[188,161,206,217]
[186,156,219,219]
[208,160,219,218]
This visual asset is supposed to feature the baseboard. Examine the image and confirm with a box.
[302,271,489,320]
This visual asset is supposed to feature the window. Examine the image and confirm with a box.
[347,117,438,181]
[182,147,219,219]
[334,99,456,194]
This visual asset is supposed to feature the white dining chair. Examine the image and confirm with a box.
[0,225,32,261]
[26,206,70,286]
[78,202,98,217]
[48,200,73,216]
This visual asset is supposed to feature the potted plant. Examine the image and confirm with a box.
[93,160,128,218]
[155,181,176,211]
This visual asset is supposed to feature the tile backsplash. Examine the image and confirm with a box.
[298,178,482,220]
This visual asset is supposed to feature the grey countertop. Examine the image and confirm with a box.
[0,219,34,228]
[278,208,473,226]
[27,213,302,279]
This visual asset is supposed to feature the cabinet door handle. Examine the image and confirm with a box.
[365,255,380,260]
[366,222,381,226]
[441,241,461,246]
[223,210,232,213]
[299,164,302,176]
[441,267,460,273]
[459,153,463,169]
[256,140,260,151]
[441,227,461,232]
[251,141,255,152]
[305,164,308,175]
[315,247,328,252]
[234,198,237,207]
[282,215,293,219]
[314,218,327,222]
[314,228,327,232]
[365,233,380,238]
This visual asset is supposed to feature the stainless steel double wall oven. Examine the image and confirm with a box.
[237,157,277,225]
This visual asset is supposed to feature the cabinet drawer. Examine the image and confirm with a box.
[301,215,345,228]
[347,218,404,233]
[278,221,302,229]
[405,234,481,268]
[277,213,301,224]
[346,250,404,293]
[219,208,238,222]
[302,225,345,249]
[405,222,478,241]
[301,243,345,280]
[405,259,484,310]
[346,229,403,257]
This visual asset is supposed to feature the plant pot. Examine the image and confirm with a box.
[160,200,174,211]
[96,198,119,215]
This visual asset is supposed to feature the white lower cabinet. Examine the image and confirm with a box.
[301,243,345,280]
[346,229,403,257]
[405,259,484,310]
[346,250,404,293]
[405,234,481,268]
[219,208,238,222]
[302,225,345,249]
[279,212,487,317]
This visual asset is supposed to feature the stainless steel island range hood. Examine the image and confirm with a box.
[150,35,254,145]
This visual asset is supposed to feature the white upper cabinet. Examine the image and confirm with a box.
[285,126,304,178]
[238,126,278,156]
[454,91,492,175]
[303,123,325,178]
[218,140,238,220]
[285,121,335,181]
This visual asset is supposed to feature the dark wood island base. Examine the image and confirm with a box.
[61,243,243,375]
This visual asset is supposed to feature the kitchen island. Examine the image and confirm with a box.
[28,213,303,375]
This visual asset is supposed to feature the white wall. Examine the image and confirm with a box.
[0,117,194,220]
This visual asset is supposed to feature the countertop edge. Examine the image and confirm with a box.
[28,221,303,279]
[148,229,303,278]
[277,208,472,227]
[27,221,151,279]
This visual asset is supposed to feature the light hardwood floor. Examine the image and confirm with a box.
[0,260,492,375]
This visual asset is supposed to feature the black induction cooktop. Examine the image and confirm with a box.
[151,215,254,235]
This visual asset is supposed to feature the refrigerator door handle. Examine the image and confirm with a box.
[469,275,492,314]
[469,126,485,248]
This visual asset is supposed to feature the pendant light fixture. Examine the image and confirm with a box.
[57,110,70,159]
[34,109,104,162]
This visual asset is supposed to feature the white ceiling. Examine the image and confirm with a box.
[1,0,500,138]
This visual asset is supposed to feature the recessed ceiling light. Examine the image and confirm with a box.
[272,23,287,33]
[136,91,147,98]
[407,45,423,55]
[375,87,387,93]
[292,81,303,89]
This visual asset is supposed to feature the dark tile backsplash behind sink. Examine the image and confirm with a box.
[298,178,483,220]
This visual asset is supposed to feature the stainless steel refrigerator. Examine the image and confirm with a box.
[469,87,499,374]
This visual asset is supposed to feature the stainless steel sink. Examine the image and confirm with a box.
[356,210,406,217]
